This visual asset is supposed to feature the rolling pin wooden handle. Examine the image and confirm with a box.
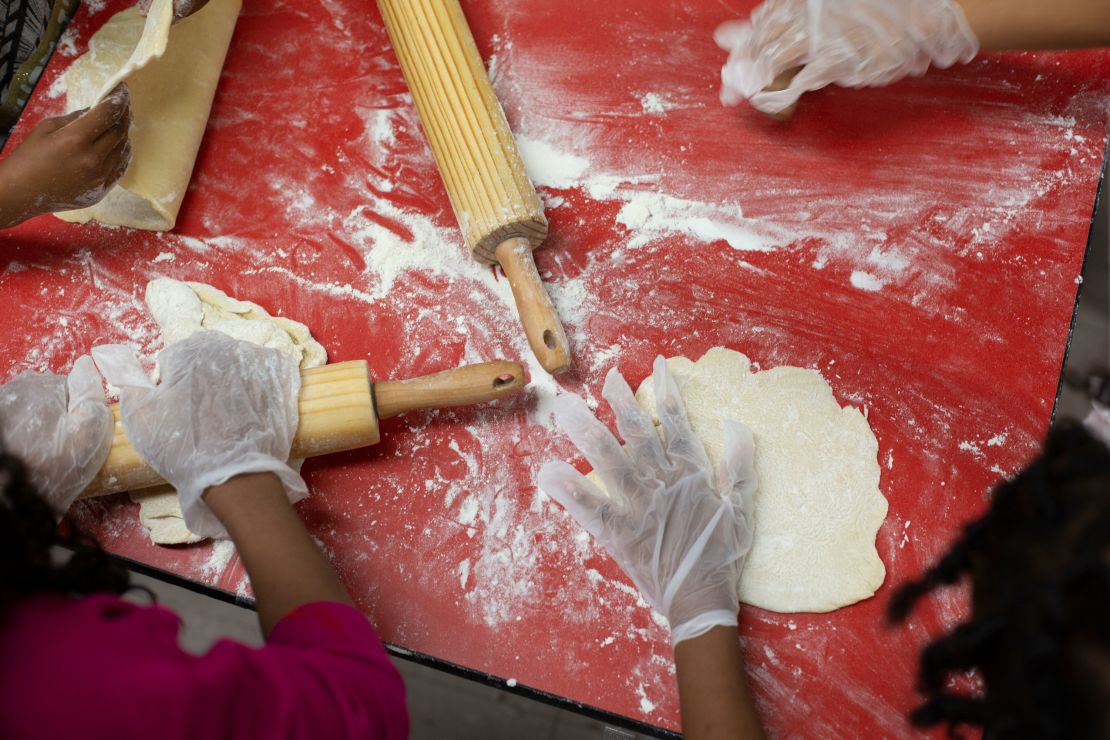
[495,237,571,375]
[374,360,526,419]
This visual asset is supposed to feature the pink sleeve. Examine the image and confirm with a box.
[186,601,408,739]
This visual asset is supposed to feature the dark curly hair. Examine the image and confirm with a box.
[888,420,1110,739]
[0,447,133,612]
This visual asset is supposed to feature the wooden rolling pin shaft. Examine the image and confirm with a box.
[81,359,525,498]
[377,0,571,374]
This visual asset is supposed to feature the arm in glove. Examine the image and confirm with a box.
[0,356,113,516]
[716,0,979,115]
[539,357,757,645]
[92,332,307,539]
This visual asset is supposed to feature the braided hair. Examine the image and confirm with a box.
[0,447,132,612]
[888,420,1110,738]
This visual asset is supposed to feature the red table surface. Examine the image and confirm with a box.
[3,0,1109,736]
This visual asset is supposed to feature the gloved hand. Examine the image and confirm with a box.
[0,356,114,516]
[92,332,307,539]
[716,0,980,115]
[539,357,757,645]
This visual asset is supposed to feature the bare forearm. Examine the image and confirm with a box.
[204,472,352,636]
[958,0,1110,50]
[675,627,765,740]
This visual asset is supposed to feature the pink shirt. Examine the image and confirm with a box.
[0,594,409,739]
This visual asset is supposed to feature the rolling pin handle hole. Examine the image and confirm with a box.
[543,330,556,349]
[493,374,516,389]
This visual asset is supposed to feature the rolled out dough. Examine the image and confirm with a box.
[133,279,327,545]
[92,0,173,104]
[55,0,241,230]
[591,348,887,614]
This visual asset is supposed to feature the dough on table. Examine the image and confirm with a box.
[588,347,888,614]
[55,0,241,230]
[133,279,327,545]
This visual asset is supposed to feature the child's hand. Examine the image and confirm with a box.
[0,356,114,516]
[716,0,980,116]
[137,0,210,21]
[0,85,131,228]
[92,332,308,539]
[539,359,758,645]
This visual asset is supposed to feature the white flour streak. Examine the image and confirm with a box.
[866,247,909,274]
[359,106,398,149]
[639,92,675,114]
[616,191,775,252]
[242,266,378,304]
[516,135,589,189]
[200,539,236,580]
[850,271,885,292]
[548,276,590,329]
[517,133,784,253]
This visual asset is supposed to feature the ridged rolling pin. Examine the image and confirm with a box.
[80,359,525,498]
[376,0,571,375]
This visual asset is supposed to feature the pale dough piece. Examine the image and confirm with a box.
[92,0,173,103]
[131,485,203,545]
[146,278,328,370]
[133,279,327,545]
[590,348,887,613]
[55,0,241,230]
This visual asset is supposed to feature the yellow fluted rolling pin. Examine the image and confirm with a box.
[80,359,525,498]
[376,0,571,375]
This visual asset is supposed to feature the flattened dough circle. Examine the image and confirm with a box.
[592,348,888,614]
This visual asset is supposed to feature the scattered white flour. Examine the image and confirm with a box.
[151,252,175,263]
[866,247,910,274]
[516,135,589,189]
[850,271,885,292]
[46,74,68,99]
[639,92,675,114]
[457,496,480,526]
[516,132,790,253]
[506,678,518,688]
[548,276,590,330]
[616,192,773,252]
[360,106,397,148]
[200,539,236,579]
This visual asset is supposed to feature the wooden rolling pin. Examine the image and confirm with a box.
[377,0,571,375]
[81,359,525,498]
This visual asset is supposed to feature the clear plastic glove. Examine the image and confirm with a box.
[92,332,307,539]
[716,0,980,115]
[539,357,757,645]
[0,356,114,516]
